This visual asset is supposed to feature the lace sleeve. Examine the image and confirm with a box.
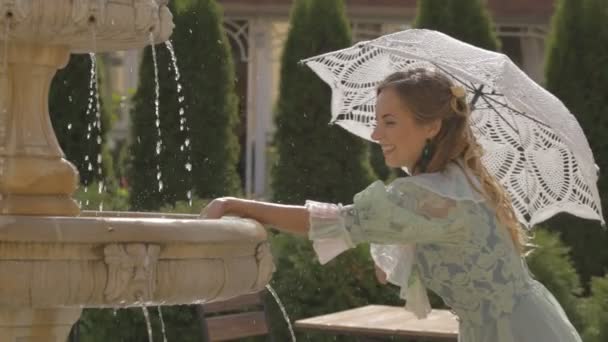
[345,180,467,245]
[305,179,469,263]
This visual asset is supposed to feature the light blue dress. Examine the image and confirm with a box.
[305,161,582,342]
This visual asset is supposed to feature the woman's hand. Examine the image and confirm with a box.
[201,197,235,219]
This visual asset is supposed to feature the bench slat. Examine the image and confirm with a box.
[202,293,263,314]
[206,311,269,341]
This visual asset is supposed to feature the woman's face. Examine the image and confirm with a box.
[371,87,441,170]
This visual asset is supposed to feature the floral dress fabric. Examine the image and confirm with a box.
[305,161,582,342]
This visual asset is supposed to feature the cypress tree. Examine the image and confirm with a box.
[414,0,499,51]
[414,0,452,34]
[544,0,608,290]
[269,1,386,341]
[444,0,499,50]
[129,0,241,211]
[172,0,241,199]
[50,54,111,186]
[272,0,374,205]
[128,42,174,210]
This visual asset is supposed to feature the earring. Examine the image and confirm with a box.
[419,139,432,172]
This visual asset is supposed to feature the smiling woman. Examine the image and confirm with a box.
[202,68,584,342]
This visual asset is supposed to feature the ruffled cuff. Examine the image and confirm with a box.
[305,200,355,264]
[371,244,431,319]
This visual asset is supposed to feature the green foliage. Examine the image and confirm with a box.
[129,0,241,211]
[525,229,584,331]
[370,143,396,181]
[50,53,113,186]
[580,275,608,342]
[414,0,499,51]
[414,0,451,33]
[266,234,402,341]
[544,0,608,289]
[76,305,203,342]
[74,181,129,212]
[160,197,209,214]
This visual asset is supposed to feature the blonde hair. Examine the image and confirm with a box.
[377,69,527,252]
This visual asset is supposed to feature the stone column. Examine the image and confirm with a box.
[248,19,273,198]
[0,43,80,216]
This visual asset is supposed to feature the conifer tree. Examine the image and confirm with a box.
[272,0,374,205]
[544,0,608,289]
[414,0,499,51]
[129,0,241,210]
[268,1,386,341]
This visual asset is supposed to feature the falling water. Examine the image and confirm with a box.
[82,51,97,207]
[89,52,105,211]
[158,306,168,342]
[265,285,296,342]
[165,40,193,205]
[149,33,164,193]
[141,304,154,342]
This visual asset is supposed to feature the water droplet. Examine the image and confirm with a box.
[88,163,93,171]
[185,163,192,171]
[185,139,190,147]
[157,172,161,180]
[67,123,72,130]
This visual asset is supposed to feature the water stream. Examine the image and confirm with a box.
[165,40,193,205]
[266,284,297,342]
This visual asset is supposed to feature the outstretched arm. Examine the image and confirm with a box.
[202,197,310,236]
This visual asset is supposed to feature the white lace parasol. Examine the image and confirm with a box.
[302,29,604,228]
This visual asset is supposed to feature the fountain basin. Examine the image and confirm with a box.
[0,0,174,52]
[0,213,274,308]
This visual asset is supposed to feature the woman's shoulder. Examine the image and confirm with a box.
[389,160,486,204]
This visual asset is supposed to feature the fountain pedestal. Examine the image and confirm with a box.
[0,43,80,216]
[0,1,275,340]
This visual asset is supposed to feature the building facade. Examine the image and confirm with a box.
[107,0,555,199]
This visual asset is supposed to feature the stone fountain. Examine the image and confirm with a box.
[0,1,274,340]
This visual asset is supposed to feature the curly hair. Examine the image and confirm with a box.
[377,68,527,252]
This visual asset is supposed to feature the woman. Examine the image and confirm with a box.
[202,69,582,342]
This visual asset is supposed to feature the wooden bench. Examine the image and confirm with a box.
[294,305,459,341]
[198,291,273,342]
